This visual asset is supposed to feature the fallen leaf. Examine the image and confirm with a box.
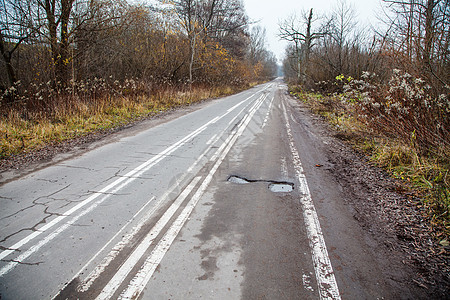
[439,239,449,247]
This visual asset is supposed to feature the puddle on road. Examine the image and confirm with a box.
[227,175,294,193]
[268,182,294,193]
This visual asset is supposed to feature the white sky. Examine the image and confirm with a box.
[243,0,384,63]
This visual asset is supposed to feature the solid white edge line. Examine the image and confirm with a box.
[95,176,202,300]
[281,99,341,300]
[262,95,275,128]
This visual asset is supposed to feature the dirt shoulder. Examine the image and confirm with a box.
[295,98,449,298]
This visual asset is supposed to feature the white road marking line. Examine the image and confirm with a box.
[0,92,260,276]
[281,157,288,178]
[262,96,274,128]
[303,273,315,292]
[52,195,156,296]
[206,133,217,145]
[210,94,267,163]
[95,176,202,300]
[117,88,268,300]
[76,113,236,292]
[281,100,341,300]
[290,112,300,124]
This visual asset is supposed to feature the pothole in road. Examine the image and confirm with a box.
[227,175,251,184]
[227,175,294,193]
[268,182,294,193]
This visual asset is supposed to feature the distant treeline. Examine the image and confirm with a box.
[0,0,278,97]
[280,0,449,96]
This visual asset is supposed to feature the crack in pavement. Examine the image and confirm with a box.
[50,196,89,210]
[86,190,131,196]
[1,259,43,266]
[0,204,38,222]
[89,171,125,190]
[135,151,190,159]
[0,227,36,244]
[1,184,72,221]
[0,184,73,244]
[36,178,59,184]
[0,196,15,201]
[59,164,97,171]
[227,175,294,187]
[0,246,20,252]
[43,207,64,217]
[117,174,155,180]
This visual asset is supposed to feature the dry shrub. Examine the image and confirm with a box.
[290,71,449,233]
[343,70,449,157]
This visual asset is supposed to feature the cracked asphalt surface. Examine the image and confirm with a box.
[0,79,432,299]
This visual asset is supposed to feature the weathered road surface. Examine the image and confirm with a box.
[1,79,422,299]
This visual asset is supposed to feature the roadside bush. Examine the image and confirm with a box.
[343,70,449,157]
[289,69,449,236]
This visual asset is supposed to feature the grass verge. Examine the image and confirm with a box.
[1,84,248,160]
[290,87,449,242]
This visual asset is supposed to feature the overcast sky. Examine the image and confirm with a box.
[243,0,384,63]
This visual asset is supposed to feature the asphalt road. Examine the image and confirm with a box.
[0,79,420,299]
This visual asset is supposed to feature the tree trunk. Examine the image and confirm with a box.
[302,8,313,84]
[189,32,196,87]
[0,31,17,88]
[43,0,73,86]
[295,40,301,83]
[423,0,436,68]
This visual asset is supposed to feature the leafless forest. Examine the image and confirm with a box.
[0,0,277,108]
[281,0,449,237]
[281,0,449,150]
[0,0,280,158]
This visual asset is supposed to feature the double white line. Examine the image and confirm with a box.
[94,93,268,300]
[0,89,265,279]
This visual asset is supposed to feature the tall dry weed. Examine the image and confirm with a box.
[342,70,449,157]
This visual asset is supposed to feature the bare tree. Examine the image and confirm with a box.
[279,8,324,84]
[0,0,40,88]
[2,0,123,86]
[382,0,449,89]
[161,0,248,85]
[248,25,266,64]
[321,0,358,75]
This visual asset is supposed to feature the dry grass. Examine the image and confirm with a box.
[290,83,449,238]
[1,79,247,158]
